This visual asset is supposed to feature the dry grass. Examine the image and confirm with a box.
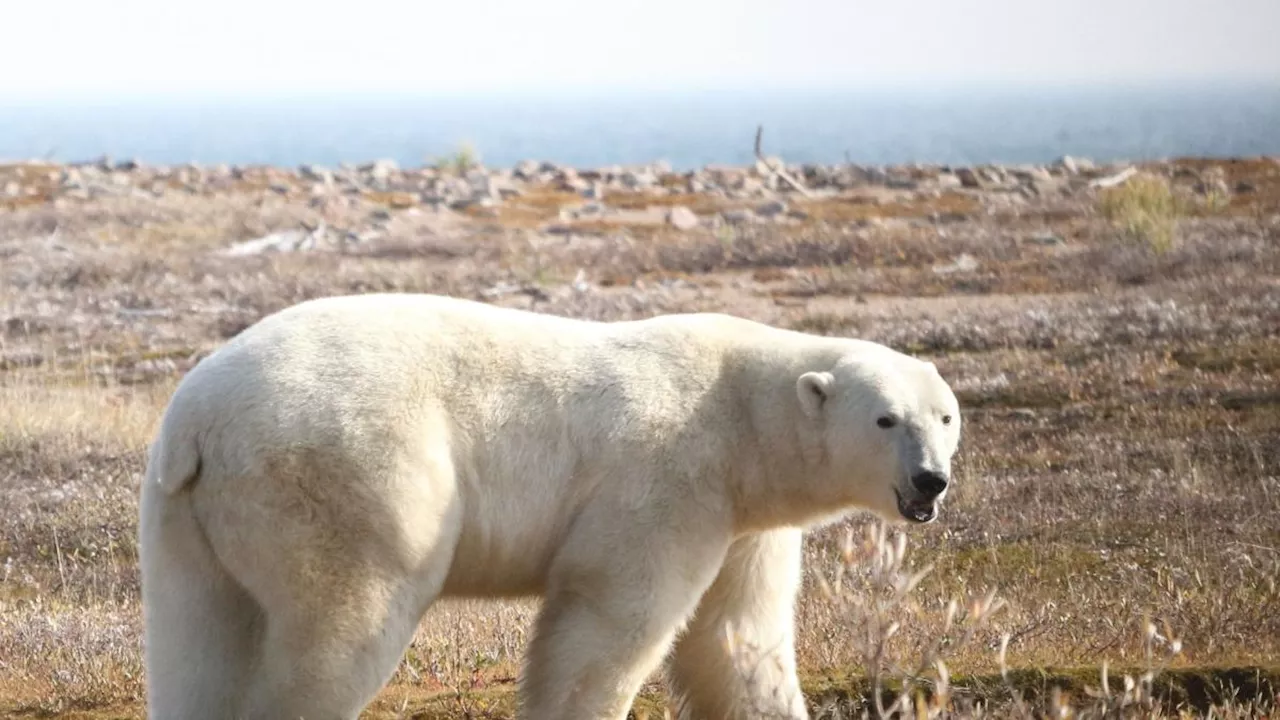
[1098,173,1183,253]
[1,157,1278,718]
[795,191,980,225]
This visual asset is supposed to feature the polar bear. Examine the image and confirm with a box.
[138,292,961,720]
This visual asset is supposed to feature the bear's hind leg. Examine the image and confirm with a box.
[200,448,465,720]
[666,528,809,720]
[239,576,440,720]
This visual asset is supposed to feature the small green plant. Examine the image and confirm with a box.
[433,142,480,176]
[716,222,736,249]
[1098,173,1182,254]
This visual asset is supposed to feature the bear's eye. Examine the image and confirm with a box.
[942,414,953,425]
[876,416,896,429]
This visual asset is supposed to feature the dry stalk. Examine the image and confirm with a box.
[754,125,814,197]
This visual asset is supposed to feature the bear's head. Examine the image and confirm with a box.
[796,349,961,525]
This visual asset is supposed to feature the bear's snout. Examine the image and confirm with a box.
[911,470,949,498]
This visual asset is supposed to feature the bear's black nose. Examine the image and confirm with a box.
[911,471,949,497]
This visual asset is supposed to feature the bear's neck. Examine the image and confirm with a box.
[721,338,851,533]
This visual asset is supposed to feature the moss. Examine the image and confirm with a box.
[796,191,980,224]
[955,383,1073,410]
[1171,339,1280,374]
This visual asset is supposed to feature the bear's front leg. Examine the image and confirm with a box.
[519,506,731,720]
[666,528,810,720]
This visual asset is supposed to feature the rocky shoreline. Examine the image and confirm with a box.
[3,151,1265,257]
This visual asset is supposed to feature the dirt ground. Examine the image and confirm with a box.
[1,155,1277,718]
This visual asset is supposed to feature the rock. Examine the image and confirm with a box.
[861,167,892,186]
[756,200,788,218]
[583,180,605,200]
[514,160,542,181]
[705,165,746,190]
[1054,155,1094,174]
[830,166,872,189]
[468,175,504,203]
[721,208,757,225]
[1025,232,1066,246]
[116,158,141,172]
[885,175,918,191]
[2,181,19,197]
[1015,167,1054,185]
[558,169,588,193]
[979,166,1010,186]
[956,168,983,189]
[932,253,980,275]
[300,164,334,184]
[935,173,963,190]
[801,165,829,187]
[621,169,656,189]
[1235,181,1257,194]
[667,206,699,231]
[497,182,522,200]
[364,159,399,183]
[220,227,327,256]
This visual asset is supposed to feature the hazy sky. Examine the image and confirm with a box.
[4,0,1278,98]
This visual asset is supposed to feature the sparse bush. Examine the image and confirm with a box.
[434,142,481,176]
[1098,174,1182,254]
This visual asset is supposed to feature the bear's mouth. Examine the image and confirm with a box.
[895,489,938,524]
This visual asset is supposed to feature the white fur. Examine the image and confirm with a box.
[138,292,962,720]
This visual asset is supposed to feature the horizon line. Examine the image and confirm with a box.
[4,75,1279,106]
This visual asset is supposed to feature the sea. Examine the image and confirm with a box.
[1,82,1278,171]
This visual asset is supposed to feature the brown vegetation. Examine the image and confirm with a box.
[1,156,1278,718]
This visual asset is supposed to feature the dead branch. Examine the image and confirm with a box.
[1089,166,1138,190]
[754,125,813,197]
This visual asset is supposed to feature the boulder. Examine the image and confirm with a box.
[667,206,699,230]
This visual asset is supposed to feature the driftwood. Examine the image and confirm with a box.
[754,125,813,197]
[1089,166,1139,190]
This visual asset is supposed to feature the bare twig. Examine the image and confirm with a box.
[754,125,813,197]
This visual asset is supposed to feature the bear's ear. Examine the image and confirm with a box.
[796,371,833,420]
